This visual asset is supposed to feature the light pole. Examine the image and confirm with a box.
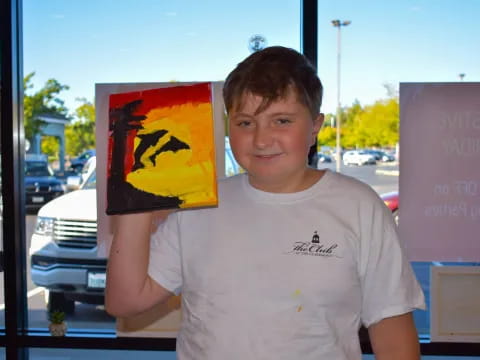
[331,19,351,172]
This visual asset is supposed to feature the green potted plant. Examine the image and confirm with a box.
[48,310,67,336]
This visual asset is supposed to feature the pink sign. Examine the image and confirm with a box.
[399,83,480,262]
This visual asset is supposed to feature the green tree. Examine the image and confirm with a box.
[350,98,399,148]
[342,99,363,128]
[317,122,337,148]
[23,72,70,141]
[41,135,60,160]
[321,101,365,149]
[65,98,96,156]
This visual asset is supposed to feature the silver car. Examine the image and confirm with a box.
[342,150,377,166]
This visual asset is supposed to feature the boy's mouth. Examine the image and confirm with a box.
[254,153,282,159]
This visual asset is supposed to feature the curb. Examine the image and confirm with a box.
[376,169,399,176]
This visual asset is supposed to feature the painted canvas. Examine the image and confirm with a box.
[106,82,217,215]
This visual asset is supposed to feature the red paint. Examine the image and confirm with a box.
[109,82,211,116]
[108,82,212,176]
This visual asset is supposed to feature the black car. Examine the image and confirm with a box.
[25,155,64,210]
[318,152,332,163]
[70,149,96,172]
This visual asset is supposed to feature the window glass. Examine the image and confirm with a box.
[23,0,300,331]
[317,0,479,340]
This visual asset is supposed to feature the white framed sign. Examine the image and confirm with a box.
[430,265,480,342]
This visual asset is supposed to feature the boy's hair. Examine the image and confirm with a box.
[223,46,323,118]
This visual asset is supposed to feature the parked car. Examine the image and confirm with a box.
[342,150,376,166]
[381,191,399,224]
[65,156,96,192]
[365,149,395,162]
[25,154,64,211]
[29,169,102,314]
[70,149,96,172]
[317,152,332,163]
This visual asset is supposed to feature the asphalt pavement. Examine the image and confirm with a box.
[318,160,399,196]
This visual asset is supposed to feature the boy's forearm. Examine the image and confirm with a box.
[105,212,155,316]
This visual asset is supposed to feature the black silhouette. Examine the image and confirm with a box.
[109,99,145,187]
[149,136,190,166]
[132,130,169,171]
[106,99,185,215]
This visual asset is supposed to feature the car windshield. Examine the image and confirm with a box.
[25,161,53,177]
[82,170,96,190]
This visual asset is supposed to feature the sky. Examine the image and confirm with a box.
[23,0,480,118]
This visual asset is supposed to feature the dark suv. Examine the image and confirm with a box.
[70,149,96,172]
[25,154,64,211]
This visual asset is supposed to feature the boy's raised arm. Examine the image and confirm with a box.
[105,211,174,318]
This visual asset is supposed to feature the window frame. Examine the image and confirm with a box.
[1,0,479,358]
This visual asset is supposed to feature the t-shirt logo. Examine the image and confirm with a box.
[285,231,340,258]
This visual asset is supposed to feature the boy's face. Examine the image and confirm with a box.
[228,88,323,193]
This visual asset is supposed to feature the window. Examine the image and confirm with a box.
[1,0,478,358]
[22,0,300,335]
[316,0,480,344]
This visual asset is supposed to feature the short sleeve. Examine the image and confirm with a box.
[148,212,183,295]
[359,199,426,327]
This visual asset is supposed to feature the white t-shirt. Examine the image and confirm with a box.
[149,170,425,360]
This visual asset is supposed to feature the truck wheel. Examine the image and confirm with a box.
[47,291,75,315]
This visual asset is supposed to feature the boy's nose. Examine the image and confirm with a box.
[253,126,273,149]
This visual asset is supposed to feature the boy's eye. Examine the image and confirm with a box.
[276,118,292,125]
[237,120,252,127]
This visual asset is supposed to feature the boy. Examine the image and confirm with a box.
[106,46,425,359]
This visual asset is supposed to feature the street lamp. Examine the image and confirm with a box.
[331,19,351,172]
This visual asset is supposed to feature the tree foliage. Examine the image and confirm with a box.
[41,136,60,158]
[318,93,399,150]
[23,72,70,141]
[65,98,96,156]
[317,123,337,147]
[350,98,399,148]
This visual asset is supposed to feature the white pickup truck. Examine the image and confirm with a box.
[29,167,103,314]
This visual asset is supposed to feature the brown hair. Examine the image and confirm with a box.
[223,46,323,118]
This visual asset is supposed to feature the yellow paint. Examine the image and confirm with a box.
[292,289,301,297]
[126,101,217,208]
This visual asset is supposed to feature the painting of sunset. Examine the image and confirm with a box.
[106,82,217,215]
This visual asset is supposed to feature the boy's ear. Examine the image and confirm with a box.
[312,113,324,134]
[315,113,325,130]
[310,113,324,146]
